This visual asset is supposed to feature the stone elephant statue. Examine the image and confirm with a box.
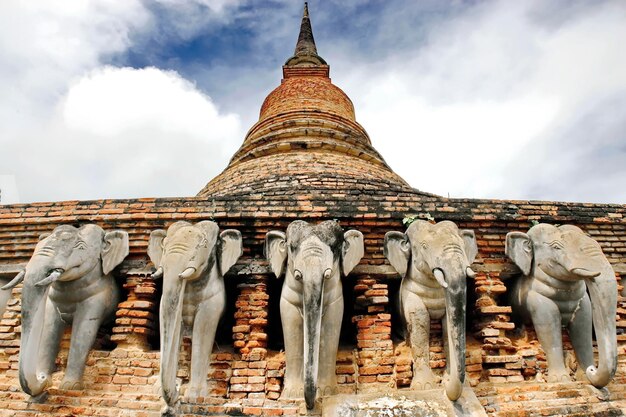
[2,224,128,397]
[506,223,617,387]
[265,220,364,409]
[148,220,242,407]
[384,220,477,401]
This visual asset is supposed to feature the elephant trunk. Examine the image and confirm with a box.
[303,275,324,410]
[584,266,617,388]
[19,267,56,396]
[159,269,187,406]
[435,266,467,401]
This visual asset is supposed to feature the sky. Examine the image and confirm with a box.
[0,0,624,205]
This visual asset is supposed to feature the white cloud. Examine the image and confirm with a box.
[336,0,626,203]
[358,88,559,197]
[63,66,238,139]
[0,176,20,205]
[156,0,242,15]
[0,0,149,113]
[0,1,243,202]
[5,67,242,202]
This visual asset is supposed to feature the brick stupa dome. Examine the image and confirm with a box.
[197,3,417,199]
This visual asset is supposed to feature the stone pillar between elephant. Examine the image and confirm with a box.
[353,275,395,391]
[0,284,21,370]
[173,337,233,401]
[473,271,521,383]
[230,274,269,401]
[111,269,157,351]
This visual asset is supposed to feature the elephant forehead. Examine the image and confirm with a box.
[53,229,77,241]
[528,223,560,242]
[78,230,104,245]
[532,229,583,247]
[164,227,213,257]
[170,227,204,241]
[287,220,343,251]
[435,220,459,231]
[418,229,463,245]
[434,227,462,240]
[561,230,588,244]
[33,231,79,258]
[291,236,333,258]
[42,231,77,248]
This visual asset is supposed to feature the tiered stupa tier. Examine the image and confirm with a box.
[197,3,418,198]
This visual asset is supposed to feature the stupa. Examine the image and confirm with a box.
[199,3,416,201]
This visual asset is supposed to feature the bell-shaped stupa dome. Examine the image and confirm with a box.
[197,3,417,199]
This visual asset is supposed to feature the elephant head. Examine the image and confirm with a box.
[266,220,363,409]
[506,223,617,387]
[2,224,128,396]
[384,220,477,400]
[148,220,242,406]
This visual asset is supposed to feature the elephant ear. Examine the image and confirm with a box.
[384,231,410,277]
[265,231,287,278]
[460,229,478,264]
[342,230,364,276]
[148,229,166,267]
[505,231,533,276]
[102,230,130,275]
[219,229,243,275]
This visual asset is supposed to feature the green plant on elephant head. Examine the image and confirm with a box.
[384,220,477,401]
[506,223,617,387]
[148,220,242,407]
[265,220,364,410]
[2,224,128,397]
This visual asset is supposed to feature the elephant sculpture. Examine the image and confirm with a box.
[148,220,242,406]
[1,224,128,397]
[384,220,477,401]
[505,223,617,387]
[265,220,364,409]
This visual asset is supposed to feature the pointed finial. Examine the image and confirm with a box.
[285,2,327,67]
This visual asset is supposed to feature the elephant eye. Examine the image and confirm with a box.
[550,241,564,250]
[421,242,428,250]
[294,270,303,281]
[74,241,87,250]
[323,268,332,280]
[199,237,208,248]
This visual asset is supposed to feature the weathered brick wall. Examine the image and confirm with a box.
[0,195,624,416]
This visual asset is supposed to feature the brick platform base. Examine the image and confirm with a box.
[0,345,624,416]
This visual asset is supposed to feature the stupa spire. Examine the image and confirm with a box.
[285,3,327,67]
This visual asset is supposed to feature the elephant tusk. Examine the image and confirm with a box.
[466,266,476,279]
[570,268,600,279]
[178,267,196,280]
[152,266,164,279]
[1,270,25,290]
[323,268,332,280]
[433,268,448,288]
[35,269,63,287]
